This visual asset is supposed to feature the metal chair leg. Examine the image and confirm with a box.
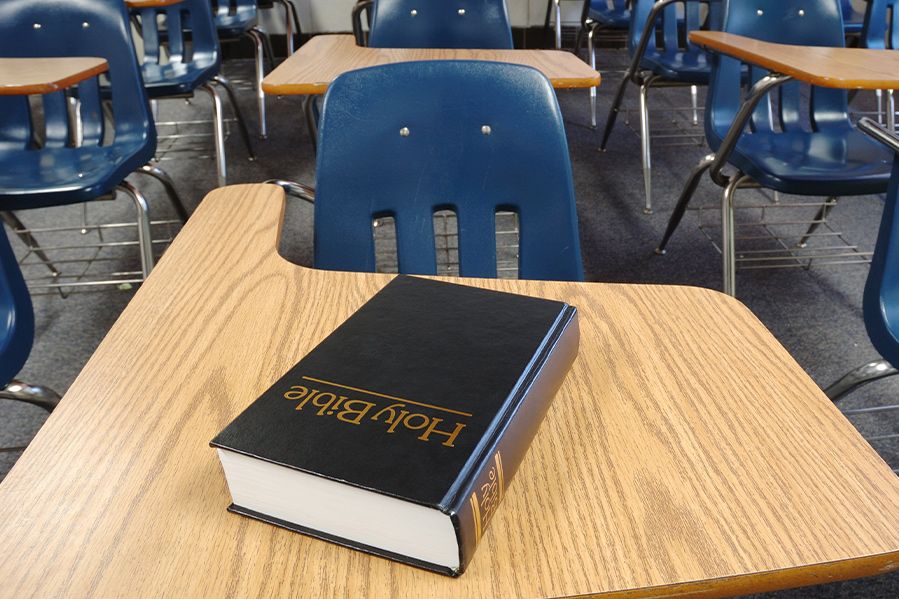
[259,29,276,72]
[1,379,62,453]
[67,97,84,147]
[587,22,597,129]
[200,83,227,188]
[274,0,295,56]
[213,75,257,161]
[638,77,655,214]
[0,380,61,412]
[303,95,318,153]
[889,89,896,132]
[656,153,716,255]
[826,359,899,401]
[553,0,562,49]
[1,212,60,278]
[600,74,631,151]
[247,29,268,139]
[116,181,154,279]
[690,85,699,125]
[136,162,189,223]
[574,20,588,57]
[722,173,750,297]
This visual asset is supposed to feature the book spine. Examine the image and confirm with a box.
[449,307,580,574]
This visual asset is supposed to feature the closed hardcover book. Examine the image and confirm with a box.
[211,275,579,576]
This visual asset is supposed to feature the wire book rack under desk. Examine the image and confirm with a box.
[692,191,873,272]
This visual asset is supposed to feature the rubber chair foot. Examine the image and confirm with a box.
[654,248,666,256]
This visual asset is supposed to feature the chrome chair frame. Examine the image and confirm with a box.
[0,381,60,453]
[825,118,899,411]
[655,73,789,295]
[599,0,709,214]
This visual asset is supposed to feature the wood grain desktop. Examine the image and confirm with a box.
[262,34,601,95]
[690,32,899,89]
[0,185,896,598]
[0,57,107,96]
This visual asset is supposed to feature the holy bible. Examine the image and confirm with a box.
[211,275,579,576]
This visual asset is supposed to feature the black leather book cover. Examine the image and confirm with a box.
[211,275,579,575]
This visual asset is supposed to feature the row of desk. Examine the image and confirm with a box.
[0,31,898,599]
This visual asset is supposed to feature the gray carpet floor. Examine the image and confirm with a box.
[2,51,898,597]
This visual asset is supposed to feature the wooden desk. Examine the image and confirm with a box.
[0,184,897,597]
[690,31,899,89]
[0,57,107,96]
[262,34,601,95]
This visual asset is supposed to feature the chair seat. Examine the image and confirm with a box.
[214,9,257,39]
[729,126,893,196]
[640,48,710,83]
[589,7,630,28]
[141,55,219,97]
[0,142,153,210]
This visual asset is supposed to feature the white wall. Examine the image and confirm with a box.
[259,0,585,34]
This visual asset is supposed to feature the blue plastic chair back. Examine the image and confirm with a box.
[368,0,514,49]
[0,0,155,207]
[627,0,721,82]
[211,0,258,37]
[0,229,34,386]
[707,0,848,150]
[860,0,899,49]
[587,0,631,28]
[865,153,899,364]
[131,0,221,95]
[314,61,583,281]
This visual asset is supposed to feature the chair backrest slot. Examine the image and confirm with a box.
[433,208,460,277]
[861,0,899,50]
[372,215,399,274]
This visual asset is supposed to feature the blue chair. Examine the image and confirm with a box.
[273,61,584,281]
[824,118,899,437]
[130,0,256,188]
[1,226,60,452]
[211,0,275,138]
[352,0,514,49]
[585,0,631,30]
[859,0,899,129]
[655,0,893,295]
[599,0,721,214]
[577,1,632,52]
[0,0,186,283]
